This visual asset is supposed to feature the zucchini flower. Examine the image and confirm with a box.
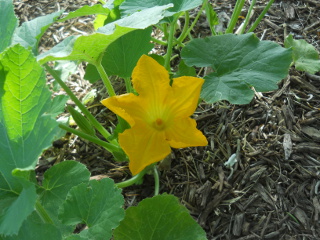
[102,55,207,175]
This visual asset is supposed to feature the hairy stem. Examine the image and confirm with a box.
[95,62,116,97]
[247,0,275,32]
[226,0,246,33]
[164,16,179,71]
[116,166,151,188]
[59,124,121,153]
[35,200,53,225]
[153,165,160,196]
[44,64,116,143]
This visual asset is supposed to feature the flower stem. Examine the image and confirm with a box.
[164,16,179,71]
[59,124,121,153]
[95,62,116,97]
[247,0,275,33]
[124,77,133,93]
[226,0,246,33]
[44,64,117,144]
[95,63,129,130]
[115,167,150,188]
[35,200,53,224]
[153,165,160,196]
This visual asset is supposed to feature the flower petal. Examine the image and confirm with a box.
[101,93,145,127]
[119,121,171,175]
[170,76,204,118]
[165,118,207,148]
[132,55,171,103]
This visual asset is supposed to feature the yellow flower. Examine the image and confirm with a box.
[102,55,207,175]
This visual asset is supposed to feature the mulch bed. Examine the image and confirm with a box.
[13,0,320,239]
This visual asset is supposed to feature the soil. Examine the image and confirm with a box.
[13,0,320,239]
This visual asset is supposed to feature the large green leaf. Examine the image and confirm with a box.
[59,178,124,240]
[3,211,62,240]
[113,194,207,240]
[39,161,91,236]
[284,34,320,74]
[37,4,172,65]
[181,33,292,104]
[12,11,63,55]
[40,161,90,203]
[58,5,110,22]
[174,59,196,78]
[85,27,153,82]
[0,45,63,235]
[0,173,37,236]
[120,0,202,17]
[0,0,18,52]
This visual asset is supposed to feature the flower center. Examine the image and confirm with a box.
[153,118,166,131]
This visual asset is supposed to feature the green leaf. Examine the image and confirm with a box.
[85,28,153,82]
[39,161,91,236]
[0,0,18,52]
[94,0,124,29]
[40,161,91,204]
[0,45,62,235]
[113,194,207,240]
[0,177,37,236]
[2,211,62,240]
[64,236,86,240]
[37,5,172,65]
[181,33,292,104]
[12,11,63,55]
[59,178,124,240]
[174,59,196,78]
[53,60,79,82]
[149,53,165,66]
[120,0,202,17]
[0,45,60,169]
[47,94,69,118]
[204,1,219,34]
[93,14,109,30]
[284,34,320,74]
[58,5,110,22]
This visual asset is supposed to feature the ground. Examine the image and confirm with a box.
[13,0,320,239]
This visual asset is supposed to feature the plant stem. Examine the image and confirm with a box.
[153,165,159,196]
[151,37,167,46]
[123,77,133,93]
[44,64,116,144]
[247,0,275,32]
[95,63,129,136]
[204,0,218,35]
[177,3,206,43]
[226,0,246,33]
[176,11,190,43]
[35,200,54,224]
[59,124,121,153]
[164,16,179,71]
[239,0,256,34]
[95,62,116,97]
[162,23,169,40]
[115,167,150,188]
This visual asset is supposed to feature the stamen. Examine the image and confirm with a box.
[153,118,165,131]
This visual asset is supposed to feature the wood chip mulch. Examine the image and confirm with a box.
[13,0,320,239]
